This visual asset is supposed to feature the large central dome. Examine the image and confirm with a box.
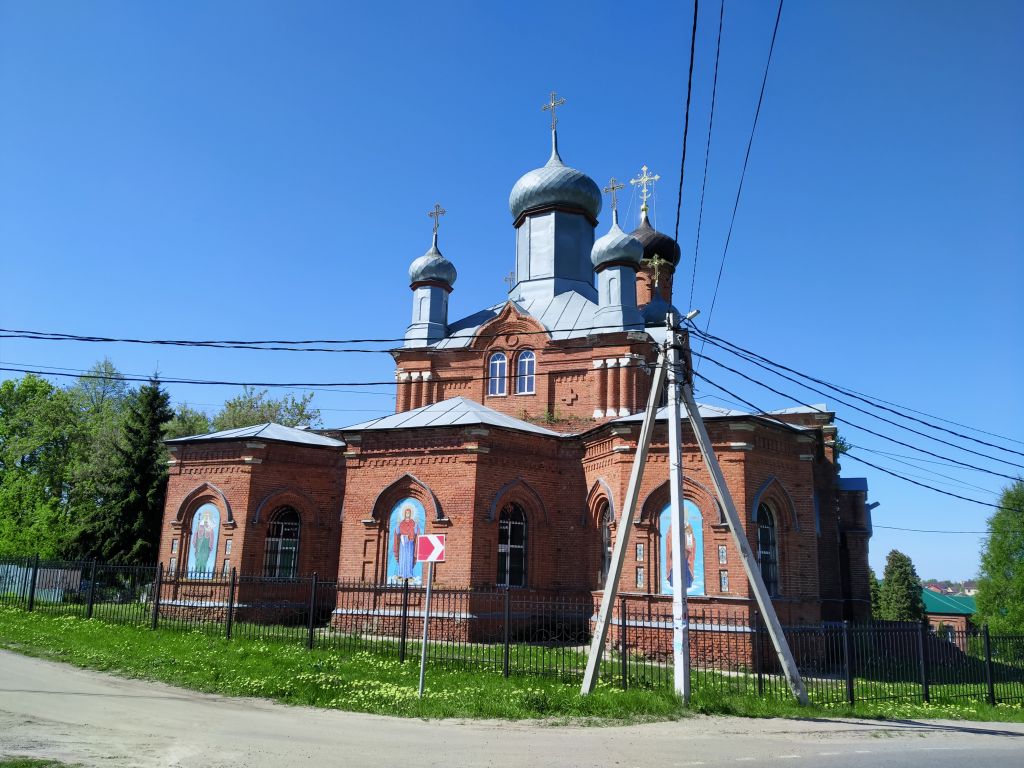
[508,135,602,223]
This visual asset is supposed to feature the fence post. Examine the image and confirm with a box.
[225,567,236,640]
[917,619,930,703]
[85,559,97,620]
[842,621,855,704]
[619,595,628,690]
[983,625,996,706]
[150,563,163,631]
[399,578,410,663]
[502,587,511,678]
[27,554,40,612]
[306,572,319,650]
[753,610,764,697]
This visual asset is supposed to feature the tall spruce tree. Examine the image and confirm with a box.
[975,481,1024,634]
[869,568,882,619]
[878,549,925,622]
[77,377,172,563]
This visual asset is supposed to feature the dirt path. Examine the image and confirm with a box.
[2,651,1023,768]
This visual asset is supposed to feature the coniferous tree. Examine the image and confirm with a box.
[878,549,925,622]
[77,377,172,563]
[869,568,882,619]
[976,481,1024,634]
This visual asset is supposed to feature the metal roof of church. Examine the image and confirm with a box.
[612,404,813,432]
[434,292,624,349]
[165,422,345,448]
[341,397,561,437]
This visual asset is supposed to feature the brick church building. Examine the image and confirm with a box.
[159,111,874,627]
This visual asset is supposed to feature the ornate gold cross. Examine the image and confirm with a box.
[644,253,669,287]
[630,164,660,212]
[542,91,566,131]
[427,203,446,234]
[603,177,625,212]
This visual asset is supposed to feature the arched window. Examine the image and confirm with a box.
[756,503,779,596]
[497,503,527,587]
[599,500,613,585]
[264,507,300,578]
[488,352,507,397]
[515,350,536,394]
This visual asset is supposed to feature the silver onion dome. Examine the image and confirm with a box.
[508,133,602,222]
[408,234,457,286]
[591,210,643,269]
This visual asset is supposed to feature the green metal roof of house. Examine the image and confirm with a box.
[922,589,976,616]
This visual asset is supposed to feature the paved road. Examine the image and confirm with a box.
[1,651,1022,768]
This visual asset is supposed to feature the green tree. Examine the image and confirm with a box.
[212,386,320,431]
[0,375,84,557]
[76,377,172,563]
[165,403,212,439]
[975,480,1024,634]
[869,568,882,618]
[878,549,925,622]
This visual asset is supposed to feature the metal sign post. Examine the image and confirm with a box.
[416,534,445,699]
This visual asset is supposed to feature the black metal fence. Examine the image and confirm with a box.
[2,555,1022,707]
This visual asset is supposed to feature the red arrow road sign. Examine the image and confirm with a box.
[416,534,446,563]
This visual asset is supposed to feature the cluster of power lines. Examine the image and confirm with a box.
[2,320,1020,528]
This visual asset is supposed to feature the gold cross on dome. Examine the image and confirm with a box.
[630,164,660,211]
[603,177,625,212]
[644,253,669,288]
[542,91,566,131]
[427,203,446,234]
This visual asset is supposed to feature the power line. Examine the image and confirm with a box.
[673,0,701,245]
[691,326,1024,458]
[689,0,725,313]
[692,333,1024,469]
[873,525,994,535]
[0,359,657,391]
[692,369,1015,512]
[694,354,1021,482]
[698,0,784,359]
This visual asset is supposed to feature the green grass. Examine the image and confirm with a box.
[1,606,1022,723]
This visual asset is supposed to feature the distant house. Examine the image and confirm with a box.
[923,589,976,637]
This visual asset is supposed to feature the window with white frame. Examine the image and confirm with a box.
[488,352,507,396]
[497,503,527,587]
[756,503,779,596]
[515,350,536,394]
[264,507,300,578]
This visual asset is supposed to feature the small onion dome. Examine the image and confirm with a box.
[408,235,457,286]
[508,134,602,223]
[591,211,643,270]
[630,209,681,267]
[640,292,681,327]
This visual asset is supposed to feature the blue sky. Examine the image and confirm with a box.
[1,1,1021,581]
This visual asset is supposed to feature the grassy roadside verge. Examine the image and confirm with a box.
[1,607,1022,723]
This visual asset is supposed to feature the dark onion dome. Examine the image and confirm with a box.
[591,210,643,270]
[508,133,602,223]
[630,209,681,267]
[640,291,681,327]
[408,234,457,286]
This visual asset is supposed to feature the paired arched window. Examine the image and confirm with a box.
[497,503,527,587]
[599,500,613,585]
[264,507,301,578]
[515,350,536,394]
[488,352,507,396]
[756,503,779,596]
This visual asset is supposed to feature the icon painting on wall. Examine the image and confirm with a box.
[387,498,426,585]
[659,500,704,596]
[188,503,220,577]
